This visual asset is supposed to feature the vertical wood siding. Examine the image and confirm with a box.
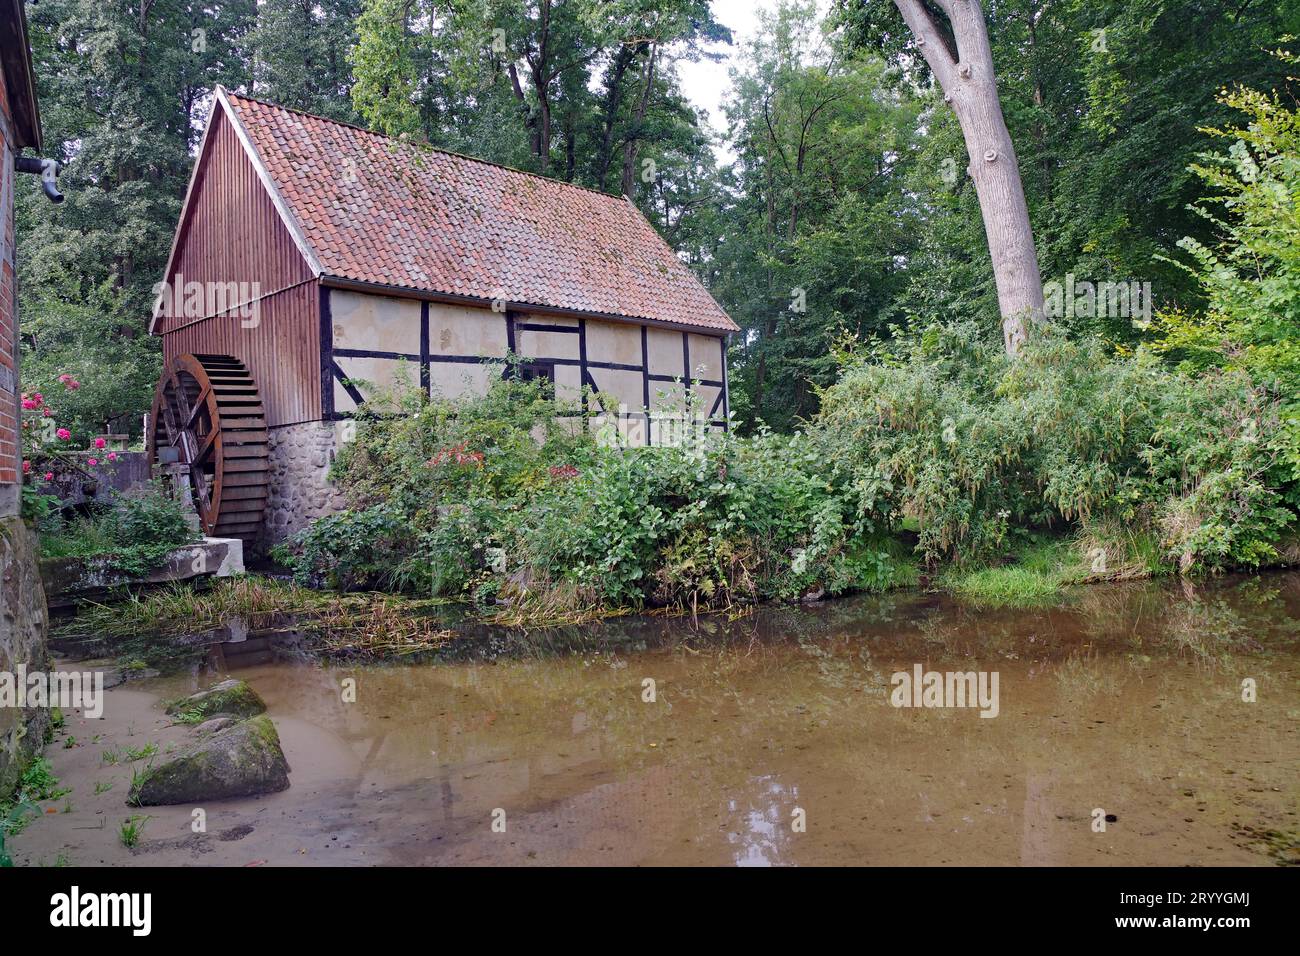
[158,108,320,426]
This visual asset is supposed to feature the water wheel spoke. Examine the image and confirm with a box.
[195,425,220,465]
[183,384,211,429]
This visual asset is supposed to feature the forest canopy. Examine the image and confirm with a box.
[15,0,1300,437]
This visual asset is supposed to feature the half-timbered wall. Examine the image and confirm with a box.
[157,107,320,427]
[326,288,729,445]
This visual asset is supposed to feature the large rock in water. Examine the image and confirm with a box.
[166,678,266,720]
[131,715,291,805]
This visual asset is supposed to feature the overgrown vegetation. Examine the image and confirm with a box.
[0,756,71,866]
[36,483,200,576]
[55,577,454,661]
[1153,72,1300,510]
[818,323,1294,576]
[274,374,920,616]
[273,315,1295,618]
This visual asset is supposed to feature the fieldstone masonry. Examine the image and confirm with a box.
[264,421,347,546]
[0,516,50,794]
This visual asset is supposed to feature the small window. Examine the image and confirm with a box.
[518,362,556,397]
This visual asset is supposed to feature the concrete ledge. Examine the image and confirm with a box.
[40,537,244,610]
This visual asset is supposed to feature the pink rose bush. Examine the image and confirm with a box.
[19,373,124,488]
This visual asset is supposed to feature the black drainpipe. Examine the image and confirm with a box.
[14,156,63,203]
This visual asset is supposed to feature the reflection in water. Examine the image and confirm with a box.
[135,574,1300,865]
[728,775,797,866]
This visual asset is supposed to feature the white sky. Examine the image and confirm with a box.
[675,0,831,147]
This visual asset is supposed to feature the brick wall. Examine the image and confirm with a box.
[0,1,49,798]
[0,58,19,509]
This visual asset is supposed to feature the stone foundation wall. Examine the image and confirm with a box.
[0,516,50,795]
[263,421,347,547]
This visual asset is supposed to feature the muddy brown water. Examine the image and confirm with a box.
[14,574,1300,866]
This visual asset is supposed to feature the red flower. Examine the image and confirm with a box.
[22,459,31,474]
[94,437,106,449]
[427,442,484,468]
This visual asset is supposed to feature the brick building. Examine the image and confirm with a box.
[0,0,42,506]
[0,0,53,792]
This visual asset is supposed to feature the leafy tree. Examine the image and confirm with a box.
[835,0,1300,343]
[1154,74,1300,503]
[251,0,363,121]
[712,1,921,429]
[18,0,256,442]
[349,0,728,192]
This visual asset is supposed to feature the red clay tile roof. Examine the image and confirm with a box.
[222,91,737,333]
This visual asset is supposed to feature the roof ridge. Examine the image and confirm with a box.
[222,88,632,205]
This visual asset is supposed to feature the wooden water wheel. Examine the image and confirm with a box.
[147,353,269,540]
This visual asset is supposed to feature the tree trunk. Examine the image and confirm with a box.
[893,0,1043,355]
[620,41,658,197]
[596,45,634,191]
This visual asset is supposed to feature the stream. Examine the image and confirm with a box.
[15,573,1300,866]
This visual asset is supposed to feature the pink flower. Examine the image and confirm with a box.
[21,460,31,474]
[42,408,52,417]
[43,472,54,482]
[106,452,117,462]
[32,393,42,404]
[56,428,71,440]
[87,457,98,466]
[94,437,106,449]
[21,398,37,410]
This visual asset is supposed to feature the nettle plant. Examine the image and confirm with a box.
[281,372,599,593]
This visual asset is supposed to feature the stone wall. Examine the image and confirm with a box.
[263,420,347,547]
[0,516,50,794]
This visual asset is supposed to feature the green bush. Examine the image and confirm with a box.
[816,322,1293,573]
[38,482,200,576]
[278,376,905,609]
[282,323,1293,614]
[1153,77,1300,510]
